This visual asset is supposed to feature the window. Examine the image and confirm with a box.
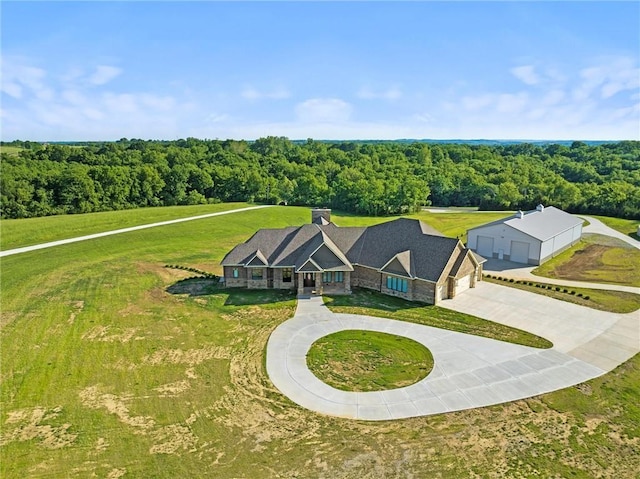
[251,268,263,280]
[232,268,239,278]
[282,268,292,283]
[322,271,332,283]
[386,275,408,293]
[334,271,344,283]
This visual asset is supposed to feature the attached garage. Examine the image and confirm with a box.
[455,274,471,293]
[510,240,530,264]
[476,236,494,258]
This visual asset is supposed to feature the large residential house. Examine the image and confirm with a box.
[467,205,583,265]
[221,209,484,304]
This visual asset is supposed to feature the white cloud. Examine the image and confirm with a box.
[241,85,290,100]
[89,65,122,85]
[511,65,540,85]
[295,98,352,123]
[461,94,494,111]
[542,89,565,106]
[413,112,434,123]
[496,92,529,114]
[357,86,402,100]
[574,57,640,101]
[1,82,22,99]
[1,57,52,100]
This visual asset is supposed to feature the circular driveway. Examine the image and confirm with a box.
[266,286,638,421]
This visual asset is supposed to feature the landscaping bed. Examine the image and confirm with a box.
[483,275,640,313]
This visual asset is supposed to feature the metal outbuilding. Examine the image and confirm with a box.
[467,205,583,265]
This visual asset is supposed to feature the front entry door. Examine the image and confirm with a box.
[303,273,315,287]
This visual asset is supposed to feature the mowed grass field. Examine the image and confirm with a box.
[2,205,639,478]
[0,202,254,251]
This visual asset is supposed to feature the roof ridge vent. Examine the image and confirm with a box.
[517,210,525,219]
[536,204,545,212]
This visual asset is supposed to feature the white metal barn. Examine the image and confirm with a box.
[467,205,583,265]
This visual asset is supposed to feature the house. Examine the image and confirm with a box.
[221,209,484,304]
[466,205,583,265]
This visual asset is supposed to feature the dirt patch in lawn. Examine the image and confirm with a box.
[551,244,638,285]
[82,326,140,343]
[1,406,77,450]
[79,386,155,431]
[143,345,231,366]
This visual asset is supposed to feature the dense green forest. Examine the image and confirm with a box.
[1,138,639,219]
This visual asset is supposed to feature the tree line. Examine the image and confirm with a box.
[1,137,639,219]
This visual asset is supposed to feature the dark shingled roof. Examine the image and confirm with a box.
[221,217,462,283]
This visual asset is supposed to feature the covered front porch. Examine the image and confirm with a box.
[296,271,352,296]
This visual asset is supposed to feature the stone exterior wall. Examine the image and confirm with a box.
[247,267,268,289]
[224,266,247,288]
[351,265,382,291]
[456,254,477,278]
[412,279,437,304]
[272,268,296,290]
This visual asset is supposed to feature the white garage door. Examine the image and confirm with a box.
[455,274,472,295]
[510,240,530,264]
[476,236,494,258]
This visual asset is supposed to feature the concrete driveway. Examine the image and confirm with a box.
[266,283,639,420]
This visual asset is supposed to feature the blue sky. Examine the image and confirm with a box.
[2,1,639,141]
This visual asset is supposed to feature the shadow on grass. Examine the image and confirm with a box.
[324,288,425,313]
[166,278,296,306]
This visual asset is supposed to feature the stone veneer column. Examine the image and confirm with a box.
[315,273,323,294]
[344,271,351,293]
[297,273,305,295]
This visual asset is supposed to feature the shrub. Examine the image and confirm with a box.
[555,286,561,291]
[509,279,514,283]
[570,291,576,295]
[563,289,568,293]
[584,296,590,300]
[577,293,583,297]
[535,284,540,288]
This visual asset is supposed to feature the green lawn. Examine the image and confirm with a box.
[0,202,256,250]
[324,289,552,349]
[533,234,640,287]
[2,205,638,478]
[307,330,433,392]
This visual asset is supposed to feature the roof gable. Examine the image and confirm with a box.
[246,249,268,266]
[353,218,459,282]
[311,244,352,271]
[380,250,413,277]
[297,258,321,272]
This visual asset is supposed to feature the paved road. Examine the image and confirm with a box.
[266,284,639,420]
[0,205,275,258]
[580,215,640,249]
